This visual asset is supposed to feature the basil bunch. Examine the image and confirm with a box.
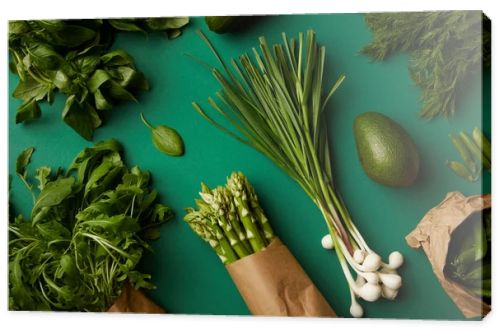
[9,18,189,140]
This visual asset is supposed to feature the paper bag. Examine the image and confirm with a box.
[406,192,491,318]
[226,238,336,317]
[107,281,165,314]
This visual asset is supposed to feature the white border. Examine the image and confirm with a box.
[1,1,498,334]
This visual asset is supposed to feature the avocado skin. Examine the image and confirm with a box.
[205,16,240,34]
[353,112,420,187]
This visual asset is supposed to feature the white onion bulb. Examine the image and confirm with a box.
[362,272,379,284]
[350,300,364,318]
[321,234,334,249]
[357,283,382,302]
[353,249,366,264]
[362,253,382,272]
[379,273,402,290]
[381,285,399,300]
[388,251,404,269]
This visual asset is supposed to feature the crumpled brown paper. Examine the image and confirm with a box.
[406,192,491,318]
[226,238,336,317]
[107,281,165,314]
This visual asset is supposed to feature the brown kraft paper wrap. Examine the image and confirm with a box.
[226,238,336,317]
[406,192,491,318]
[107,281,165,314]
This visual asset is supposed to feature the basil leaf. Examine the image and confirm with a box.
[106,80,137,101]
[94,89,113,110]
[107,20,145,33]
[15,99,42,123]
[140,113,184,156]
[48,24,97,48]
[9,20,30,35]
[111,66,149,90]
[101,49,134,66]
[13,77,51,102]
[74,54,101,75]
[49,70,70,90]
[27,42,64,70]
[144,17,189,31]
[88,69,111,93]
[62,96,102,140]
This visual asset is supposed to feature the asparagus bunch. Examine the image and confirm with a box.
[447,127,491,182]
[184,172,275,264]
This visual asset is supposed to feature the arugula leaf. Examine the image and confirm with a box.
[32,177,75,214]
[16,147,34,184]
[35,167,52,190]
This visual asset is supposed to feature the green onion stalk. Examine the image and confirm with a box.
[192,30,404,317]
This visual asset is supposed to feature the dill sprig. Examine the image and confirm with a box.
[362,11,490,119]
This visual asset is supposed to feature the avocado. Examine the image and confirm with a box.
[353,112,420,187]
[205,16,241,34]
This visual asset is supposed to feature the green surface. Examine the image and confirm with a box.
[8,14,490,319]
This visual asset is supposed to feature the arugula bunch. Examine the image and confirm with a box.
[9,18,189,140]
[362,11,490,119]
[9,139,173,311]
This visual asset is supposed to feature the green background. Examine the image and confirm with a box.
[8,14,490,319]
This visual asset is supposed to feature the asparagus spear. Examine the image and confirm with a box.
[227,173,266,252]
[184,208,238,264]
[240,173,275,242]
[201,186,251,258]
[447,128,491,182]
[449,133,477,175]
[221,187,252,251]
[472,127,492,169]
[459,132,488,171]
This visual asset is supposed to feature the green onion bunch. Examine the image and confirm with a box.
[192,30,404,317]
